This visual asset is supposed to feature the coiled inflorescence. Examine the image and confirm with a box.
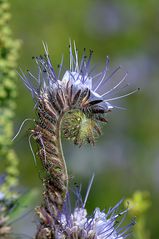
[20,42,135,238]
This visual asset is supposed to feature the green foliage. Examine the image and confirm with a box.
[0,0,21,198]
[0,189,38,236]
[125,191,151,239]
[8,189,38,223]
[0,0,21,236]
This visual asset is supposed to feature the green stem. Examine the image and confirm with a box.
[56,112,69,191]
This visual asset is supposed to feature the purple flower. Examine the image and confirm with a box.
[20,42,137,113]
[54,177,135,239]
[19,43,136,238]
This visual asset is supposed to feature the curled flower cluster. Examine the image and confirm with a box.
[21,42,137,147]
[20,42,136,238]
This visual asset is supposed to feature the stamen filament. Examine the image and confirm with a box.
[101,73,128,97]
[12,118,34,141]
[104,88,139,102]
[83,174,95,208]
[94,56,109,92]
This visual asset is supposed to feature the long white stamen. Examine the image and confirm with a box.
[79,48,86,72]
[101,73,128,97]
[42,41,57,80]
[104,88,139,102]
[12,118,34,141]
[115,209,128,231]
[17,70,37,96]
[113,105,127,110]
[92,71,103,80]
[27,70,38,82]
[73,41,79,72]
[94,56,109,92]
[107,198,123,215]
[83,174,95,208]
[103,66,121,86]
[57,55,64,80]
[42,41,49,58]
[37,65,42,86]
[69,40,74,71]
[28,134,37,166]
[85,50,93,74]
[18,67,29,82]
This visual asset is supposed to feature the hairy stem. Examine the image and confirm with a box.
[56,112,68,191]
[32,81,105,238]
[33,92,70,238]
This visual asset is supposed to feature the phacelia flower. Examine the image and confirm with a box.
[21,41,137,114]
[20,42,136,238]
[20,42,137,147]
[53,178,135,239]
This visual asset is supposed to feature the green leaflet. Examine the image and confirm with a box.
[8,189,38,223]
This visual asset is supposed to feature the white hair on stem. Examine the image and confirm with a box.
[28,133,37,166]
[12,118,35,142]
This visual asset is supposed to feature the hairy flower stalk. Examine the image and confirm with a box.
[20,42,136,238]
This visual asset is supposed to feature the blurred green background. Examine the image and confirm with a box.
[8,0,159,237]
